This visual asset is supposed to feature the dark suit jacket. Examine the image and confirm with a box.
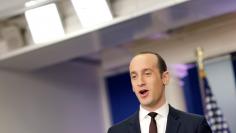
[107,105,212,133]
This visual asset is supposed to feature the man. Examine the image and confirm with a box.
[107,52,212,133]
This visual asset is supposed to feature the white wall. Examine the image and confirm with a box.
[0,62,108,133]
[165,70,186,111]
[102,14,236,70]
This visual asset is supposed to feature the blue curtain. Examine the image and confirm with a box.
[180,64,204,115]
[231,52,236,84]
[106,72,139,124]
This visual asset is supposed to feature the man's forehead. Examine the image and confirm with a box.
[129,54,159,72]
[130,53,158,65]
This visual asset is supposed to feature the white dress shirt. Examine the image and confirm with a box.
[139,102,169,133]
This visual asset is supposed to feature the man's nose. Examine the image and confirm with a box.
[137,76,145,86]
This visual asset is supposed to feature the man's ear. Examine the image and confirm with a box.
[162,71,170,85]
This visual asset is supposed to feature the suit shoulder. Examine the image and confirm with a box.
[171,108,205,123]
[178,109,204,119]
[108,112,138,132]
[168,107,212,132]
[109,116,131,129]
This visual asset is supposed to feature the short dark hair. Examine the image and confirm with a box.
[137,51,167,74]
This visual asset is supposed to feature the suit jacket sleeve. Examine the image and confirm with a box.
[197,118,212,133]
[107,127,112,133]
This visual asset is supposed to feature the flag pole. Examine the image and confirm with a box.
[195,47,206,114]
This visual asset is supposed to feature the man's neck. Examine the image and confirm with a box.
[141,99,166,112]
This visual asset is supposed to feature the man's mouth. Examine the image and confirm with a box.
[139,89,149,98]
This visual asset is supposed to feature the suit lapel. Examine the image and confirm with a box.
[165,105,181,133]
[128,111,141,133]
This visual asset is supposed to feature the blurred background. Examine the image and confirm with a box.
[0,0,236,133]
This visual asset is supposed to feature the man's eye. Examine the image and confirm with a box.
[131,75,137,79]
[145,72,151,76]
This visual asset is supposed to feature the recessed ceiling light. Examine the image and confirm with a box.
[71,0,113,27]
[25,3,65,44]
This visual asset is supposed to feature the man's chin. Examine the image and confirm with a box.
[140,101,152,107]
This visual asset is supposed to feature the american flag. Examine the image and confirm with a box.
[200,70,231,133]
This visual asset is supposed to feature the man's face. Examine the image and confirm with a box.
[129,54,169,110]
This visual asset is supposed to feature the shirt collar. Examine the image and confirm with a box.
[139,102,169,120]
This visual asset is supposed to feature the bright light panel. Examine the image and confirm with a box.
[71,0,113,27]
[25,0,38,7]
[25,0,50,8]
[25,3,65,44]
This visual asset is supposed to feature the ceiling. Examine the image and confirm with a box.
[0,0,57,20]
[0,0,27,19]
[1,0,236,71]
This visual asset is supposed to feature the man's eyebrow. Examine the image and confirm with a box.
[143,68,152,72]
[130,71,136,75]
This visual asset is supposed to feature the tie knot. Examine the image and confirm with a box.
[148,112,157,118]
